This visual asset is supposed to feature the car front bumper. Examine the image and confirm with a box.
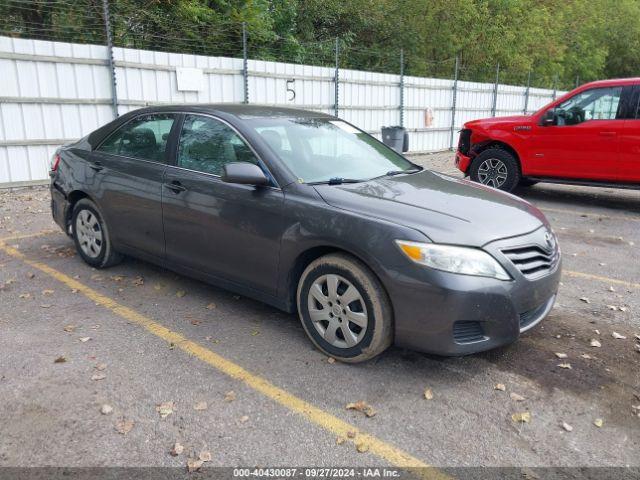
[387,231,561,356]
[455,151,472,174]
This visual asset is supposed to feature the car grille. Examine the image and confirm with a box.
[453,321,486,344]
[502,243,559,279]
[458,128,471,155]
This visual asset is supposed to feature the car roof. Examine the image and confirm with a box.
[129,104,334,120]
[579,77,640,89]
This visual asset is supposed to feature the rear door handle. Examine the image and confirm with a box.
[163,181,187,193]
[89,161,104,171]
[599,131,616,137]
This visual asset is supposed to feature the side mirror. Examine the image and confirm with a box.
[540,109,556,126]
[222,162,270,186]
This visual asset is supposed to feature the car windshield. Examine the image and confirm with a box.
[248,117,418,183]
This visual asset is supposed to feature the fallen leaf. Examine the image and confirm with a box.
[206,302,216,310]
[347,430,356,439]
[557,363,572,369]
[156,401,175,418]
[224,391,236,402]
[100,404,113,415]
[590,339,602,348]
[42,289,54,296]
[594,418,604,428]
[19,293,31,299]
[199,450,212,462]
[612,332,627,340]
[510,392,526,402]
[562,422,573,432]
[336,437,346,445]
[132,276,144,286]
[555,352,568,359]
[631,405,640,417]
[79,337,91,343]
[511,412,531,423]
[54,356,67,363]
[240,415,249,423]
[580,297,590,304]
[190,319,202,326]
[423,388,434,400]
[327,357,336,364]
[95,363,107,371]
[251,330,260,336]
[63,325,76,332]
[170,442,184,456]
[153,283,163,291]
[580,354,593,360]
[494,383,506,391]
[594,329,601,335]
[194,401,208,411]
[176,290,186,298]
[186,458,203,473]
[356,441,369,453]
[91,373,106,381]
[27,272,35,279]
[115,419,134,434]
[40,304,52,309]
[346,400,376,418]
[110,275,125,282]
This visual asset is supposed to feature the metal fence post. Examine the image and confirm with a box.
[101,0,118,118]
[399,48,404,128]
[523,70,531,115]
[552,75,557,101]
[242,22,249,104]
[491,62,500,117]
[449,55,459,150]
[334,38,340,117]
[575,74,580,88]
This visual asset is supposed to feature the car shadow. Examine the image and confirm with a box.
[513,184,640,214]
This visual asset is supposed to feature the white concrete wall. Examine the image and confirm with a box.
[0,36,563,187]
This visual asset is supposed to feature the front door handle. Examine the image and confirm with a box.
[163,181,187,193]
[89,161,104,172]
[599,131,616,137]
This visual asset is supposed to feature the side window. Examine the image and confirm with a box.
[97,114,175,162]
[177,115,259,175]
[553,87,622,125]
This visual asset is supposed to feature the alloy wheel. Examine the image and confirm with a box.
[307,274,368,349]
[75,209,103,259]
[477,158,508,188]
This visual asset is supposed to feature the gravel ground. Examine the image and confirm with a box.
[0,151,639,474]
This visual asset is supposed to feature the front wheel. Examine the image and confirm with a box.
[71,198,122,268]
[296,253,393,363]
[469,148,520,192]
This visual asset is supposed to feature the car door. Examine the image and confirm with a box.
[528,85,630,180]
[162,113,285,297]
[91,112,178,261]
[619,85,640,183]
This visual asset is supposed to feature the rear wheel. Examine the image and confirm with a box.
[469,148,520,192]
[296,253,393,363]
[71,198,122,268]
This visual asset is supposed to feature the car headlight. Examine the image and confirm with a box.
[395,240,511,280]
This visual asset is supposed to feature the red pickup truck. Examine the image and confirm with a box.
[455,78,640,192]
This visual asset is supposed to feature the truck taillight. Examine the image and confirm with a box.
[50,154,61,172]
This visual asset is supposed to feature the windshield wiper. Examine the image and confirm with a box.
[385,167,423,177]
[308,177,364,185]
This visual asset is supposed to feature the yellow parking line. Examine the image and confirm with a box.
[0,229,60,243]
[0,239,448,479]
[564,270,640,290]
[540,207,640,223]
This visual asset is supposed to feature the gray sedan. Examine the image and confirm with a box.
[50,105,561,362]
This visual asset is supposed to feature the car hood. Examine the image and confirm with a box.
[314,170,548,246]
[464,115,532,128]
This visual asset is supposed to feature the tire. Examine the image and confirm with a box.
[519,178,539,187]
[469,148,520,192]
[296,253,393,363]
[71,198,122,268]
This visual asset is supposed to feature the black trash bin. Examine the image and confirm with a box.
[381,126,409,153]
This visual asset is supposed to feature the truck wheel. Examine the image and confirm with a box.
[469,148,520,192]
[71,198,122,269]
[297,253,393,363]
